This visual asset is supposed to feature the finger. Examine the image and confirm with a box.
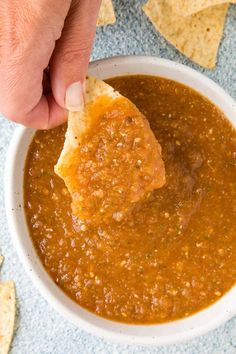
[0,0,71,129]
[50,0,101,111]
[0,60,67,129]
[14,93,67,129]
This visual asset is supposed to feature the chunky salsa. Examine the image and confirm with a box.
[24,75,236,324]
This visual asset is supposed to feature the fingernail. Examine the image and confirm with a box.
[65,81,84,111]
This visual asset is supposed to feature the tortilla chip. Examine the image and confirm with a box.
[58,77,121,158]
[143,0,228,68]
[55,77,165,224]
[168,0,236,16]
[97,0,116,26]
[0,282,16,354]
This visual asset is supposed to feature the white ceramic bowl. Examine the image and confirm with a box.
[5,56,236,346]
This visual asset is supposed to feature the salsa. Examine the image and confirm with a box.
[24,75,236,324]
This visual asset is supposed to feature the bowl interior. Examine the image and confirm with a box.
[5,56,236,345]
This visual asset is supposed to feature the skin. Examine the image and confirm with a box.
[0,0,101,129]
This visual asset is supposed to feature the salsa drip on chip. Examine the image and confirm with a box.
[55,77,165,225]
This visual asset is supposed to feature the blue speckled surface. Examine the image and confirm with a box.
[1,1,236,353]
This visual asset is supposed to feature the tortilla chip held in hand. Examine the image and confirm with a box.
[55,77,165,224]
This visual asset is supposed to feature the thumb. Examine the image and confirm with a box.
[50,0,101,111]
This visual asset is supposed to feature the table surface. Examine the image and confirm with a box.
[1,1,236,353]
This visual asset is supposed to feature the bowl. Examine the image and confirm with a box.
[5,56,236,345]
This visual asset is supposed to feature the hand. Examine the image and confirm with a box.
[0,0,101,129]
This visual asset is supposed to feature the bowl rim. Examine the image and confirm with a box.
[4,55,236,346]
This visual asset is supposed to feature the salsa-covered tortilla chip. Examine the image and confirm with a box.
[0,282,16,354]
[97,0,116,26]
[55,77,165,224]
[143,0,228,68]
[169,0,235,16]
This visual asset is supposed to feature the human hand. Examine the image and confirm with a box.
[0,0,101,129]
